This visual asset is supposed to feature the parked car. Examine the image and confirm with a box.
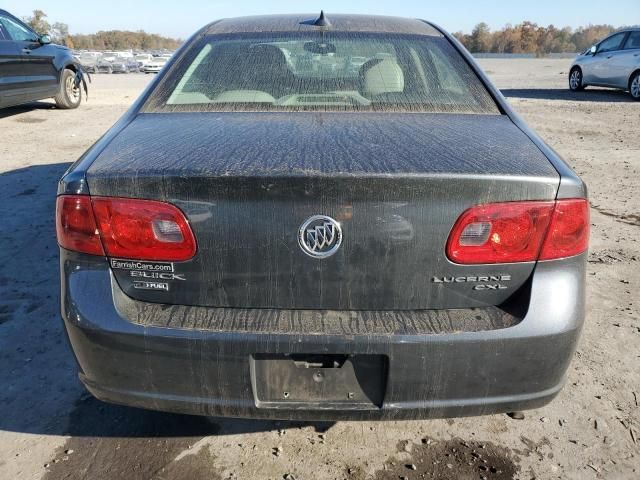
[569,28,640,100]
[77,52,100,73]
[100,51,118,62]
[135,53,153,68]
[57,13,589,420]
[112,55,140,73]
[95,56,114,74]
[0,8,87,108]
[94,55,138,74]
[114,50,134,58]
[143,57,168,73]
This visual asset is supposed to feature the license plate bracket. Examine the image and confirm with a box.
[252,354,387,408]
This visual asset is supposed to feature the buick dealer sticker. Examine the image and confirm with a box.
[110,259,187,292]
[110,259,175,272]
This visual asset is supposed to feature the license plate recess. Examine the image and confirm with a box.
[252,354,388,409]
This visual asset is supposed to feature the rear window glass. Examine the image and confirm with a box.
[146,32,499,114]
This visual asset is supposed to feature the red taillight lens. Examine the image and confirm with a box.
[56,195,196,261]
[447,201,555,264]
[91,197,196,261]
[447,199,590,264]
[56,195,105,256]
[539,199,589,260]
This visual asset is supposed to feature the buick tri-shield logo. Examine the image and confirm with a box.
[298,215,342,258]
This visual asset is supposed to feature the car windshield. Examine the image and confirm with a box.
[146,32,499,113]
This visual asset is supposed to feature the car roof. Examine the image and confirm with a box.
[204,14,441,36]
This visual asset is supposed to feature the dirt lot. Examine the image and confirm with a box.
[0,59,638,480]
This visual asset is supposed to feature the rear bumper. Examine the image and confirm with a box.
[61,251,586,420]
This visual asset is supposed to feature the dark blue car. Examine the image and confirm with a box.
[0,9,84,109]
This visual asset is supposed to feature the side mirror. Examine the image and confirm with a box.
[39,34,51,45]
[590,45,597,55]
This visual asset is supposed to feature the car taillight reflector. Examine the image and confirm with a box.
[91,197,196,261]
[447,199,589,264]
[538,199,590,260]
[56,195,105,256]
[55,195,196,261]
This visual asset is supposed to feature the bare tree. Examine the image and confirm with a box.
[50,22,70,43]
[23,9,50,34]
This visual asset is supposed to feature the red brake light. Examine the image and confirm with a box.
[56,195,105,256]
[446,199,590,264]
[91,197,196,261]
[447,201,555,264]
[56,195,196,261]
[539,199,589,260]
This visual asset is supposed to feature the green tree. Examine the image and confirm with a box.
[469,22,492,52]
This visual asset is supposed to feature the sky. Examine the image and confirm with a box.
[4,0,639,38]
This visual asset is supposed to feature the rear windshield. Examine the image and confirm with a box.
[145,32,499,114]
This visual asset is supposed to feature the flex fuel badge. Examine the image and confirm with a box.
[110,259,186,292]
[132,281,170,292]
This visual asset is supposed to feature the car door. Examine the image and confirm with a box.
[0,12,58,102]
[609,31,640,89]
[589,32,628,86]
[0,14,28,106]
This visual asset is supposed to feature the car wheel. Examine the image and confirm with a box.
[54,69,82,109]
[569,67,584,92]
[630,71,640,101]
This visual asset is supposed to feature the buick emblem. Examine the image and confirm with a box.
[298,215,342,258]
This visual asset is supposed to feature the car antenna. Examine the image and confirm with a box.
[314,10,331,27]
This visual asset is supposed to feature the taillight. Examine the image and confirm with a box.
[56,195,196,261]
[91,197,196,261]
[446,199,589,264]
[56,195,105,256]
[539,199,589,260]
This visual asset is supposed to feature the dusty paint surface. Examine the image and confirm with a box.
[0,61,639,479]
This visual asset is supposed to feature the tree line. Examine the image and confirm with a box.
[23,10,181,50]
[453,22,630,55]
[22,10,632,54]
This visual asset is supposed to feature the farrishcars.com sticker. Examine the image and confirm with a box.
[110,259,174,272]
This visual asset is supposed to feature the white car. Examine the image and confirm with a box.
[143,57,168,74]
[101,52,118,62]
[135,53,154,68]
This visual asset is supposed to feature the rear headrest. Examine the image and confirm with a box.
[362,57,405,96]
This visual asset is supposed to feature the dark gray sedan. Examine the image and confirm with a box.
[56,13,589,420]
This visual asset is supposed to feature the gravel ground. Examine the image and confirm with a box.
[0,60,638,480]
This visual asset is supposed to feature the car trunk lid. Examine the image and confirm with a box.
[86,112,559,310]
